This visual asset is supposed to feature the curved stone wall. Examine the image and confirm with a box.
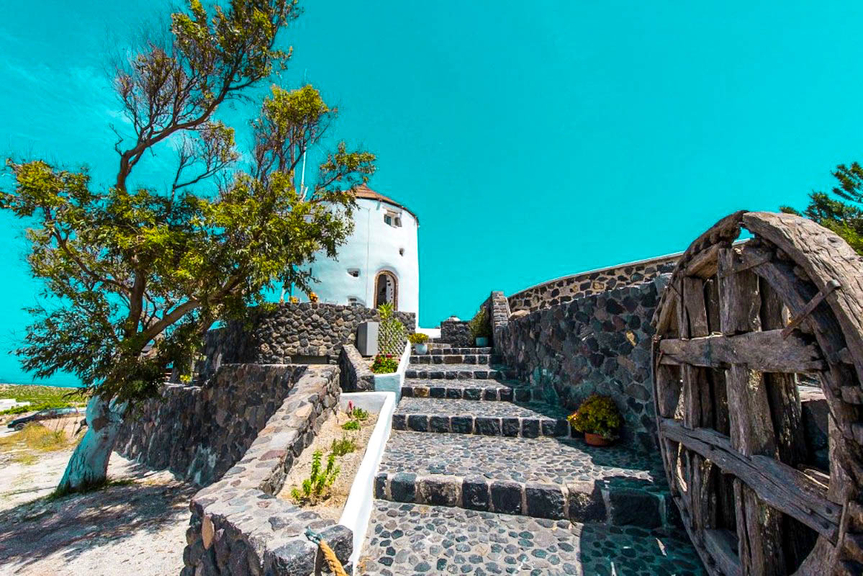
[507,254,678,313]
[497,277,667,451]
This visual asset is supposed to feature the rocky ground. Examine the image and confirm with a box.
[0,436,192,576]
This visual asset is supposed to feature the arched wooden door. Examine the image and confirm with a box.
[651,211,863,575]
[374,271,398,310]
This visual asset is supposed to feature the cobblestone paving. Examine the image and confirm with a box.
[401,379,540,402]
[396,398,568,419]
[429,347,493,354]
[378,431,665,488]
[405,364,507,379]
[357,501,705,576]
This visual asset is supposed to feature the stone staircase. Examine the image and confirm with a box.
[357,342,705,575]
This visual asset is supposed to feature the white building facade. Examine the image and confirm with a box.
[308,185,419,317]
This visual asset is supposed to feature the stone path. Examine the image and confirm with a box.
[359,343,705,574]
[358,501,704,576]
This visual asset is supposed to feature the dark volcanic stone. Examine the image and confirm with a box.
[491,481,522,515]
[463,476,490,511]
[525,483,565,519]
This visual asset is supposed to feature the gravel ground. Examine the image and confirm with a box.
[0,442,193,576]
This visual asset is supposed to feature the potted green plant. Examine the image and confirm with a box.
[408,332,429,355]
[567,394,623,446]
[468,307,492,347]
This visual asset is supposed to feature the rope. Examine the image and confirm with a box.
[305,528,348,576]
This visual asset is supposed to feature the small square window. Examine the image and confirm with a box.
[384,210,402,228]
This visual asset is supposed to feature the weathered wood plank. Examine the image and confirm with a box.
[704,529,742,576]
[743,212,863,384]
[659,330,825,373]
[678,276,716,533]
[718,247,786,575]
[660,419,841,543]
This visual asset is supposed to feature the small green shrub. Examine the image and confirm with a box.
[371,354,399,374]
[567,394,623,440]
[290,450,340,504]
[408,333,429,344]
[346,402,369,421]
[331,436,357,456]
[468,307,492,339]
[342,420,360,431]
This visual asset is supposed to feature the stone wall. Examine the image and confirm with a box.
[199,303,415,379]
[497,277,668,451]
[182,366,353,576]
[117,363,312,487]
[338,344,375,392]
[487,291,510,354]
[508,254,678,314]
[440,318,472,346]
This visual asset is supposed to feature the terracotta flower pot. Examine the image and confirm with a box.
[584,432,612,447]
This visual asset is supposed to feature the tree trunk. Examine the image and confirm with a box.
[57,395,127,494]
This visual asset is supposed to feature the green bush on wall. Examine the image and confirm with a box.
[468,307,492,339]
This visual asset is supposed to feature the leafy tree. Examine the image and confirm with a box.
[781,162,863,254]
[0,0,374,493]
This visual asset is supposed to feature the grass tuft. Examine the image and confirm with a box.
[0,423,70,453]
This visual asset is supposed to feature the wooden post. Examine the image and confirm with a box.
[718,247,786,575]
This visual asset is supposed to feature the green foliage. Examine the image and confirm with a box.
[408,332,428,344]
[331,436,357,456]
[377,303,406,356]
[468,307,492,339]
[0,0,376,406]
[341,420,360,431]
[346,405,368,421]
[370,354,398,374]
[290,450,339,504]
[781,162,863,254]
[567,394,623,440]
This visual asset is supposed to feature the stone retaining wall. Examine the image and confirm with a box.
[199,303,415,379]
[498,277,668,451]
[117,364,310,487]
[338,344,375,392]
[182,366,352,576]
[440,318,472,346]
[508,254,678,314]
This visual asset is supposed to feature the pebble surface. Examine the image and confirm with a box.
[378,431,665,488]
[357,500,705,576]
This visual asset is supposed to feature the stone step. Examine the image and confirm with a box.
[429,346,493,355]
[401,378,542,402]
[409,353,499,365]
[392,397,570,438]
[358,500,705,576]
[374,431,673,529]
[404,364,509,380]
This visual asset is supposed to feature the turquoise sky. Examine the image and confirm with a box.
[1,1,862,385]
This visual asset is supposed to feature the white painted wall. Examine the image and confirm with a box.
[308,197,419,317]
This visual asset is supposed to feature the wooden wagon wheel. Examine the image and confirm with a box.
[651,211,863,576]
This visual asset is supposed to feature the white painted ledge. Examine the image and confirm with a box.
[337,391,396,567]
[372,342,410,401]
